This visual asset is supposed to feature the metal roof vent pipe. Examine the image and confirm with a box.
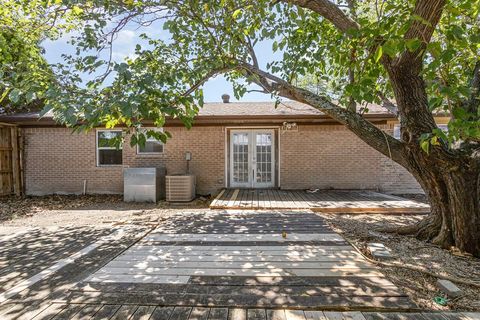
[221,94,230,103]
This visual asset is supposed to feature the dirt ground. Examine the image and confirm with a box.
[320,213,480,312]
[0,194,209,232]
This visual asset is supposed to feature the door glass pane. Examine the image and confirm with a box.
[232,133,249,183]
[255,133,272,183]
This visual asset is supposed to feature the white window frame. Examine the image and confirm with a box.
[96,129,123,167]
[136,127,165,155]
[393,124,401,139]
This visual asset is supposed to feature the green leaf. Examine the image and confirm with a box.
[420,140,430,153]
[382,40,398,57]
[130,134,137,147]
[430,135,440,146]
[374,46,383,63]
[8,88,21,103]
[232,9,242,19]
[72,6,83,15]
[405,38,421,52]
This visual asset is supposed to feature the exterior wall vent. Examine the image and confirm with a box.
[166,174,196,202]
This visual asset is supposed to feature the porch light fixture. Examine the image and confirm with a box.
[281,122,298,133]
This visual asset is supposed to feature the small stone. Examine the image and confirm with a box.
[437,279,463,298]
[367,242,394,260]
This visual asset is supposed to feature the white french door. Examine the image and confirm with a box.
[230,129,275,188]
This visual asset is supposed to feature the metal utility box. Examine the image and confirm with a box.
[166,174,196,202]
[124,167,165,202]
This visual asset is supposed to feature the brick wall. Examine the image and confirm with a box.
[23,128,123,195]
[377,125,423,194]
[279,124,422,194]
[23,126,225,196]
[23,123,422,196]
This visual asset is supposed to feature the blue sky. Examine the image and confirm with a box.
[41,23,278,103]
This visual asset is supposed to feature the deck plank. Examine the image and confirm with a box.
[110,305,139,319]
[211,189,226,208]
[230,189,241,208]
[51,304,85,320]
[30,303,66,320]
[170,307,193,320]
[267,309,286,320]
[189,307,210,320]
[227,189,240,208]
[90,304,121,319]
[304,311,327,320]
[70,304,102,320]
[131,306,157,320]
[248,309,267,320]
[228,309,247,320]
[324,311,366,320]
[208,308,229,320]
[362,312,428,320]
[150,306,175,320]
[284,310,307,320]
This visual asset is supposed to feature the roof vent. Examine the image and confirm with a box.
[221,94,230,103]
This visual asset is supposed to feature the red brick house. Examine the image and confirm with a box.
[0,99,442,196]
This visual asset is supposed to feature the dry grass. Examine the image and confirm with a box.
[319,213,480,312]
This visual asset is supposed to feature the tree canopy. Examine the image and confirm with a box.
[2,0,477,146]
[0,1,85,113]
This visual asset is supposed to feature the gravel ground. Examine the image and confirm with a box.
[319,213,480,312]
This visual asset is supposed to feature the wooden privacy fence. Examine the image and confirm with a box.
[0,123,22,196]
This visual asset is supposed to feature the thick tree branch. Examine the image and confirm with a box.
[381,0,446,139]
[282,0,360,32]
[395,0,446,71]
[238,62,407,166]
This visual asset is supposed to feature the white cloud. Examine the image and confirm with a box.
[111,30,137,62]
[115,30,136,45]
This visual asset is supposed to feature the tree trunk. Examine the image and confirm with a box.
[385,64,480,257]
[398,153,480,257]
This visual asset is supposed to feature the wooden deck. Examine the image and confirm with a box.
[210,189,430,214]
[1,211,479,320]
[3,302,479,320]
[68,211,415,311]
